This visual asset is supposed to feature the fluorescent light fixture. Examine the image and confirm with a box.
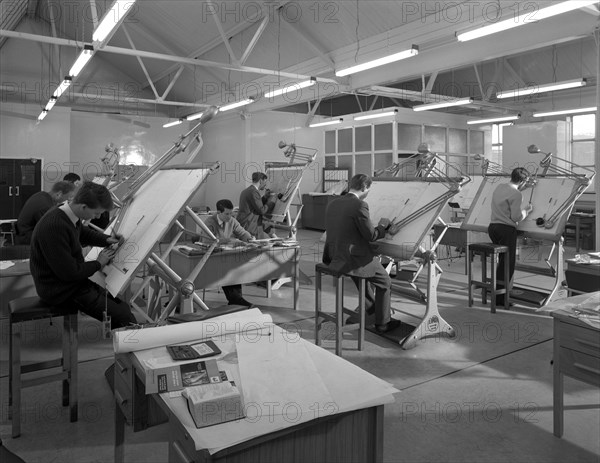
[163,119,183,128]
[37,110,48,121]
[220,98,254,112]
[413,98,474,111]
[496,78,587,99]
[533,106,597,117]
[45,97,58,111]
[52,77,72,99]
[68,45,94,77]
[265,78,316,99]
[309,118,343,128]
[467,114,521,125]
[92,0,137,42]
[457,1,596,42]
[336,45,419,77]
[186,111,205,121]
[354,110,398,121]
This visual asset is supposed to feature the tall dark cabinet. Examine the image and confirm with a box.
[0,158,42,219]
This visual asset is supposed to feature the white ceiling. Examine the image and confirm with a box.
[1,0,598,123]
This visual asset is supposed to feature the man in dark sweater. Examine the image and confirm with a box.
[15,181,76,245]
[30,181,136,329]
[237,172,278,238]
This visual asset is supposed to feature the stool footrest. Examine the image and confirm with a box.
[22,372,70,388]
[21,359,63,374]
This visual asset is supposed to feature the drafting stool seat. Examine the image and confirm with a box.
[314,263,367,357]
[467,243,510,313]
[8,296,78,438]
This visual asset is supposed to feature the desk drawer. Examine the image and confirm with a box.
[114,373,133,424]
[559,322,600,357]
[560,348,600,387]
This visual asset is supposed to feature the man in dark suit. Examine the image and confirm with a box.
[323,173,401,333]
[237,172,277,238]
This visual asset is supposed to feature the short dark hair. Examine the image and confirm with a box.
[349,173,372,191]
[511,167,530,184]
[251,172,267,183]
[51,181,76,195]
[72,181,113,210]
[63,173,81,183]
[216,199,234,212]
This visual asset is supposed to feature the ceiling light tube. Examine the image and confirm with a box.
[92,0,137,43]
[354,110,398,121]
[68,45,94,77]
[52,77,72,99]
[413,98,474,111]
[309,118,343,128]
[220,98,255,112]
[336,45,419,77]
[467,114,521,125]
[496,78,587,99]
[265,78,316,99]
[45,97,58,111]
[533,107,597,117]
[163,118,183,128]
[37,110,48,121]
[186,111,205,121]
[457,1,596,42]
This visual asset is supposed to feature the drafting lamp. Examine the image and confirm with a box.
[278,141,318,165]
[121,105,219,204]
[472,154,512,176]
[526,144,595,228]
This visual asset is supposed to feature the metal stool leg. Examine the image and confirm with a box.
[490,254,497,314]
[335,276,343,357]
[358,278,366,351]
[11,321,22,438]
[467,249,474,307]
[64,314,78,422]
[503,250,510,310]
[481,252,488,304]
[315,270,322,345]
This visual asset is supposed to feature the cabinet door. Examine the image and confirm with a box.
[0,159,16,219]
[15,159,42,209]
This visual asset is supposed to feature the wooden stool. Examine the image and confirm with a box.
[314,263,366,357]
[8,296,78,437]
[468,243,510,313]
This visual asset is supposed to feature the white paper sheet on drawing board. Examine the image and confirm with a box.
[86,168,211,296]
[113,308,272,353]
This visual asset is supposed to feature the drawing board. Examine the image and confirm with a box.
[265,166,304,222]
[461,176,584,241]
[88,165,213,297]
[365,179,455,260]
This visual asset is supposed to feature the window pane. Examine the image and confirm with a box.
[325,131,336,154]
[337,154,353,177]
[355,126,371,151]
[573,114,595,140]
[338,128,353,153]
[573,141,595,165]
[374,123,393,150]
[470,130,485,154]
[424,126,446,152]
[355,154,372,176]
[324,156,336,168]
[397,123,421,151]
[374,153,393,175]
[449,128,467,153]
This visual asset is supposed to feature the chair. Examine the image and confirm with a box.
[9,296,78,437]
[467,243,510,313]
[314,263,367,357]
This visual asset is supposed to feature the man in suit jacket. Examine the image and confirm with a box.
[202,199,254,307]
[237,172,277,238]
[323,174,401,333]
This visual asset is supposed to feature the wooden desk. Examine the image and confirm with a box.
[551,296,600,437]
[0,259,35,319]
[114,321,396,462]
[564,254,600,295]
[170,245,300,310]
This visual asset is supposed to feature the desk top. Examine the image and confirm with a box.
[547,292,600,329]
[0,259,30,277]
[127,310,398,454]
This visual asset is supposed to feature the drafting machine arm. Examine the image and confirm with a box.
[526,144,596,228]
[278,140,318,166]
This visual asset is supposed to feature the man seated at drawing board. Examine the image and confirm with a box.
[323,173,402,334]
[488,167,534,307]
[15,181,77,245]
[201,199,255,307]
[30,181,137,330]
[237,172,278,239]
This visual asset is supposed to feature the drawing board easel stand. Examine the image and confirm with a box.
[89,107,222,323]
[263,141,318,289]
[366,174,468,349]
[462,145,595,307]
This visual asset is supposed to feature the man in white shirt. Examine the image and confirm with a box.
[488,167,534,306]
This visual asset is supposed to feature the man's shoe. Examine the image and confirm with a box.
[375,319,402,333]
